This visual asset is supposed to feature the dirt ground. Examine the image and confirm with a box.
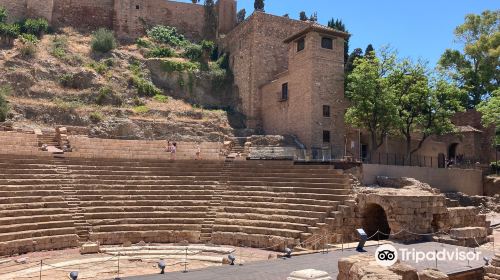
[0,246,274,280]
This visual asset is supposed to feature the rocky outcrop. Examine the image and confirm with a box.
[337,254,419,280]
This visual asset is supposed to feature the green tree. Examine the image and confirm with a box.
[204,0,217,39]
[237,9,246,23]
[328,18,349,65]
[0,6,7,23]
[365,44,375,57]
[345,49,398,151]
[390,59,465,157]
[478,89,500,126]
[299,11,308,21]
[0,85,10,122]
[345,48,363,75]
[254,0,264,12]
[309,12,318,22]
[438,10,499,108]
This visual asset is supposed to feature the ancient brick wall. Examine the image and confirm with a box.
[51,0,115,30]
[26,0,54,22]
[220,12,309,129]
[114,0,206,41]
[0,0,27,23]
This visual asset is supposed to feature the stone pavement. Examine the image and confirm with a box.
[124,242,495,280]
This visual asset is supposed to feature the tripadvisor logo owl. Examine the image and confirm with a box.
[375,244,398,267]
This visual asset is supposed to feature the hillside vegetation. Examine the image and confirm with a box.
[0,20,239,141]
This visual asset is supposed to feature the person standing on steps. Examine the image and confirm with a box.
[171,142,177,160]
[195,143,202,160]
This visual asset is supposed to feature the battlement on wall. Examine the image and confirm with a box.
[0,0,236,40]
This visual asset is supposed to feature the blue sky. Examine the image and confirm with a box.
[179,0,498,66]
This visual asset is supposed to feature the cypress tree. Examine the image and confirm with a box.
[254,0,264,12]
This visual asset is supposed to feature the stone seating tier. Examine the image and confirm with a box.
[0,155,351,255]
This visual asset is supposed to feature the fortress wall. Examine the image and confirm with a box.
[27,0,54,22]
[114,0,206,41]
[220,12,309,128]
[0,0,28,23]
[51,0,115,30]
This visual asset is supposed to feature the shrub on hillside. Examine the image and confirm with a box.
[0,23,20,46]
[19,33,39,57]
[183,44,202,61]
[49,35,68,59]
[147,25,187,47]
[91,28,117,53]
[0,85,10,122]
[23,18,49,37]
[130,76,162,97]
[146,46,176,58]
[89,111,103,123]
[0,6,7,23]
[161,60,200,72]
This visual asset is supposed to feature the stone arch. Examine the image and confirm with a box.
[362,203,391,240]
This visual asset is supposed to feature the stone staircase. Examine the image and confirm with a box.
[55,165,90,243]
[200,159,234,243]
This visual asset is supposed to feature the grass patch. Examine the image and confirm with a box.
[161,60,200,73]
[89,111,103,123]
[133,105,149,114]
[153,94,169,103]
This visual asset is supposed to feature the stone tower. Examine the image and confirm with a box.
[217,0,237,35]
[261,24,348,154]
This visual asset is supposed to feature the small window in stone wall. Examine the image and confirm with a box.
[321,37,333,49]
[323,105,331,117]
[136,5,140,9]
[323,130,331,143]
[297,38,305,52]
[281,83,289,101]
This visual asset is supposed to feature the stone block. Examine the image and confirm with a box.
[287,269,331,280]
[80,243,99,254]
[418,269,449,280]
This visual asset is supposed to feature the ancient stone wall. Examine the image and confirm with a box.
[114,0,206,41]
[217,0,236,35]
[26,0,54,22]
[51,0,115,30]
[0,0,27,22]
[0,0,235,42]
[220,12,309,129]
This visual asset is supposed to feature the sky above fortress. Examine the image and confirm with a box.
[179,0,498,67]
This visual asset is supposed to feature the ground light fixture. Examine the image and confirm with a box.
[356,228,368,252]
[284,248,292,258]
[158,259,166,274]
[228,254,236,265]
[68,271,78,280]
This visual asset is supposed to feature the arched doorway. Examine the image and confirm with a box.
[362,203,391,240]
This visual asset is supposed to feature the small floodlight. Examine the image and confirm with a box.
[483,256,490,266]
[228,254,236,265]
[158,259,166,274]
[284,248,292,258]
[68,271,78,280]
[356,228,368,252]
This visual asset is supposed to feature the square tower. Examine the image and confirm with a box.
[260,24,348,156]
